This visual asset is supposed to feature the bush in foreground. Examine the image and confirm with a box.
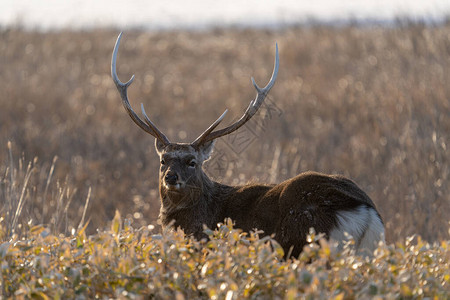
[0,213,448,299]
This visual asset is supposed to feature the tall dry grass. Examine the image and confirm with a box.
[0,24,449,242]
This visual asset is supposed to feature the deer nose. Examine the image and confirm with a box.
[165,172,178,185]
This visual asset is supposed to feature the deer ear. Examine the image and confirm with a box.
[155,139,166,155]
[198,140,216,162]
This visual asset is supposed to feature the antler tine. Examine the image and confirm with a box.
[190,109,228,146]
[192,43,279,147]
[111,32,170,146]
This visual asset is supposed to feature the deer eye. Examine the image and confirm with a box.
[187,160,197,168]
[160,159,166,165]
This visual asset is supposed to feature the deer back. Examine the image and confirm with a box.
[219,171,382,257]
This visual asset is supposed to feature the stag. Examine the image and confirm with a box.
[111,33,384,257]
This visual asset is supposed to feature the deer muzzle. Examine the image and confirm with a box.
[164,171,185,190]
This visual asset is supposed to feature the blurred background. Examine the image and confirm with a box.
[0,1,449,243]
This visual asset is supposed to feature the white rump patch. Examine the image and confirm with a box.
[329,206,385,254]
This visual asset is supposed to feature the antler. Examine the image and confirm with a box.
[191,43,279,147]
[111,32,170,146]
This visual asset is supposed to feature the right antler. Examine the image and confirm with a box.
[111,32,170,146]
[191,43,279,148]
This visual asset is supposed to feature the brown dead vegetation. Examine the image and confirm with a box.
[0,24,448,242]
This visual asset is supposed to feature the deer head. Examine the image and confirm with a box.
[111,32,278,206]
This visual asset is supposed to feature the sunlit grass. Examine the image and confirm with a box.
[0,144,90,239]
[0,213,448,298]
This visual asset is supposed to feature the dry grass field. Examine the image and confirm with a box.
[0,23,449,244]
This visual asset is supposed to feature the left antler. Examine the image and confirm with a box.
[111,32,171,146]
